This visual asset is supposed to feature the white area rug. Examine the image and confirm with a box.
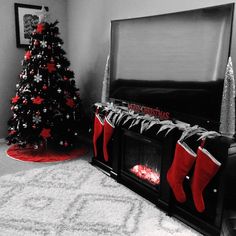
[0,158,201,235]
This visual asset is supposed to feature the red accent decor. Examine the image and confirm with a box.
[93,114,104,157]
[32,96,44,105]
[103,117,114,162]
[12,95,20,104]
[130,164,160,186]
[167,141,196,203]
[6,144,87,163]
[34,40,39,46]
[40,128,51,139]
[36,23,44,33]
[191,147,221,212]
[66,98,75,108]
[47,63,56,73]
[24,51,31,60]
[8,130,16,135]
[128,103,170,120]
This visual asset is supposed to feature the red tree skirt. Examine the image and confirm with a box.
[6,144,87,163]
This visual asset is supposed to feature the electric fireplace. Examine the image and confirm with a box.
[91,3,236,236]
[118,127,180,210]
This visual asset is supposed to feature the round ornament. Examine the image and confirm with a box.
[34,40,39,46]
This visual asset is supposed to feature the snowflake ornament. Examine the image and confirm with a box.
[34,74,42,83]
[33,115,42,124]
[41,40,47,48]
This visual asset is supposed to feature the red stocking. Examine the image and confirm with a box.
[103,116,115,162]
[167,140,197,203]
[191,146,221,212]
[92,114,104,157]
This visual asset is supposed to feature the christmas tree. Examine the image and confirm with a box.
[7,8,81,150]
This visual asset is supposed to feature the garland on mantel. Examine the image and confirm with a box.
[94,102,220,140]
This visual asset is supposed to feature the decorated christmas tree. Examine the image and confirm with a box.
[7,8,81,150]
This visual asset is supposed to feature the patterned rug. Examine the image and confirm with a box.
[0,158,201,236]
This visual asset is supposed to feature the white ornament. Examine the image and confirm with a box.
[33,115,42,124]
[41,41,47,48]
[34,74,42,83]
[38,6,50,23]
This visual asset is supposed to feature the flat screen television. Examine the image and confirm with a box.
[108,3,234,130]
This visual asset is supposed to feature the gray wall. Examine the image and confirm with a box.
[0,0,67,139]
[67,0,236,120]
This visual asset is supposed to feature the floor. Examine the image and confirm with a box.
[0,137,232,235]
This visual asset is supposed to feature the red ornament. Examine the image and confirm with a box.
[8,130,16,135]
[47,63,56,73]
[64,141,68,147]
[34,40,39,46]
[40,128,51,139]
[42,85,48,90]
[63,76,69,81]
[24,51,31,60]
[66,98,75,108]
[32,125,36,129]
[23,99,28,105]
[36,23,44,34]
[32,96,44,105]
[12,95,20,104]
